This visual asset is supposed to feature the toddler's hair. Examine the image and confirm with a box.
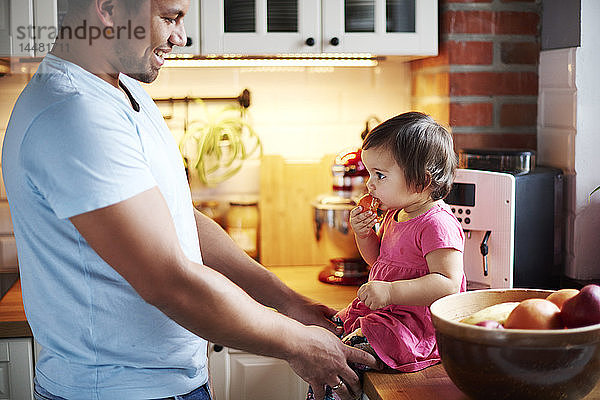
[362,112,457,200]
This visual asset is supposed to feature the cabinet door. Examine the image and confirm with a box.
[229,352,307,400]
[3,0,61,58]
[208,345,308,400]
[0,338,34,400]
[322,0,437,55]
[201,0,321,54]
[5,0,35,57]
[33,0,58,57]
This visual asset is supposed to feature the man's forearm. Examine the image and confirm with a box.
[194,210,304,314]
[156,257,305,358]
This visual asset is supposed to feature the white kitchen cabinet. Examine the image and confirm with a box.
[208,344,308,400]
[0,0,64,58]
[200,0,437,56]
[0,338,34,400]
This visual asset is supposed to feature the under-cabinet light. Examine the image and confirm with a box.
[163,54,381,68]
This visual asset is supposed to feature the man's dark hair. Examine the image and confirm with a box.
[362,112,457,201]
[66,0,138,15]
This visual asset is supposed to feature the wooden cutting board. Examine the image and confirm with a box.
[259,155,334,266]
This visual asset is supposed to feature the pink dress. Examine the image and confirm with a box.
[338,202,466,372]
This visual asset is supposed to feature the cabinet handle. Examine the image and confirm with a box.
[213,344,224,352]
[330,37,340,46]
[305,37,315,46]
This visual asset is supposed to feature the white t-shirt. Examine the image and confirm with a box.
[2,54,207,399]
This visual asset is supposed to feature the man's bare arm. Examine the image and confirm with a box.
[70,187,378,399]
[192,209,340,332]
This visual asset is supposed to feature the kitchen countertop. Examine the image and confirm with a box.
[268,266,467,400]
[268,265,600,400]
[0,280,31,338]
[2,268,600,399]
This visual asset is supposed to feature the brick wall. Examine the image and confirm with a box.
[412,0,541,152]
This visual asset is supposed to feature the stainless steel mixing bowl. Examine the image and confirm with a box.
[312,195,361,260]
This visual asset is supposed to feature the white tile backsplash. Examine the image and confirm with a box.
[539,11,600,280]
[1,59,411,162]
[538,48,579,279]
[0,57,413,269]
[538,49,578,172]
[538,90,577,130]
[143,59,411,161]
[539,48,576,89]
[536,127,575,173]
[143,67,240,98]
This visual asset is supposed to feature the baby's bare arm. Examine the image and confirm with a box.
[358,248,463,309]
[349,206,380,265]
[392,248,463,306]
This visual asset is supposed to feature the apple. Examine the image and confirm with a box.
[561,284,600,328]
[475,320,505,329]
[358,194,378,214]
[357,194,382,222]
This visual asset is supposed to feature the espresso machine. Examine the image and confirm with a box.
[312,149,370,285]
[445,149,563,290]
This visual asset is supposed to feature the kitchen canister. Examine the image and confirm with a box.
[226,198,259,260]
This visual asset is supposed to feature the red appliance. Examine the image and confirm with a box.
[312,149,370,285]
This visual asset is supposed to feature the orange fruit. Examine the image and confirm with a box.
[504,298,563,330]
[546,288,580,310]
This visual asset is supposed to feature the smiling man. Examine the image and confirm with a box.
[1,1,378,399]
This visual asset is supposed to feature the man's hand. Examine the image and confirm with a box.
[281,297,343,335]
[358,281,393,310]
[288,326,381,400]
[349,206,378,239]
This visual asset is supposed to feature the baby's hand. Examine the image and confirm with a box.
[358,281,393,310]
[349,206,378,239]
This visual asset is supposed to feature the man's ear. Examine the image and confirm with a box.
[95,0,115,27]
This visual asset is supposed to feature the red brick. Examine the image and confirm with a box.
[443,11,493,34]
[501,42,540,65]
[443,11,540,35]
[500,103,537,126]
[447,41,493,65]
[443,0,492,3]
[450,103,493,127]
[450,72,538,96]
[495,12,539,35]
[453,133,537,151]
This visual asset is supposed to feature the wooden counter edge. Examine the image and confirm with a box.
[0,280,32,338]
[363,363,467,400]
